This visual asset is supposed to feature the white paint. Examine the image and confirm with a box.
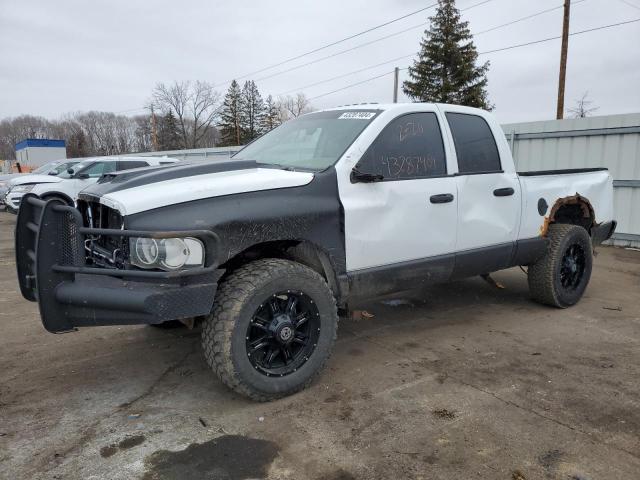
[8,157,175,210]
[101,168,315,216]
[336,103,615,271]
[518,170,614,238]
[336,104,459,270]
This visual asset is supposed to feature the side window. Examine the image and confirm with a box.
[80,161,117,178]
[357,112,446,180]
[117,160,149,170]
[446,113,501,174]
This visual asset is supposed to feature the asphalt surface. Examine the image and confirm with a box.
[1,210,639,480]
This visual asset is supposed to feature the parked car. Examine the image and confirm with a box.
[5,156,177,212]
[15,103,616,400]
[0,159,80,208]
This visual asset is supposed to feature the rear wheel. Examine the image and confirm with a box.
[202,259,338,401]
[528,224,593,308]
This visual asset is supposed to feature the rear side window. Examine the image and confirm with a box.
[446,113,501,174]
[117,161,149,170]
[81,161,117,178]
[357,112,446,180]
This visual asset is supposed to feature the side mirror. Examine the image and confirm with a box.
[350,166,384,184]
[67,168,75,174]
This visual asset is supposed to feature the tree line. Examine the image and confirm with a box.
[0,81,312,160]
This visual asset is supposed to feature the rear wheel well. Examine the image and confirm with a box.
[548,195,595,234]
[220,240,342,300]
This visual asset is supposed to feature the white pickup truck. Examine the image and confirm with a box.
[16,103,615,401]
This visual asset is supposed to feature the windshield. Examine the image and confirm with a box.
[58,161,91,179]
[32,161,62,174]
[233,109,379,171]
[50,161,79,175]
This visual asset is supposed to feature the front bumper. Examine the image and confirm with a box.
[16,194,223,333]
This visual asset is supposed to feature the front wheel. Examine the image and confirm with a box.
[202,259,338,401]
[528,224,593,308]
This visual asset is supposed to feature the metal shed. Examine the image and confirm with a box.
[502,113,640,247]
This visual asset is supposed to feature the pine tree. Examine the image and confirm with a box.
[240,80,266,143]
[263,95,282,132]
[158,110,180,150]
[403,0,492,109]
[219,80,243,146]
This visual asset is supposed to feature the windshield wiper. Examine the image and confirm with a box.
[255,162,296,172]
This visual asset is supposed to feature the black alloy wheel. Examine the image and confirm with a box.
[559,243,586,291]
[246,291,320,377]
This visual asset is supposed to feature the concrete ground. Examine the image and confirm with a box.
[1,210,639,480]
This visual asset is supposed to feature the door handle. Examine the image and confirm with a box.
[430,193,454,204]
[493,187,515,197]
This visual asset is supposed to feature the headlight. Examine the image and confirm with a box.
[10,184,34,193]
[129,236,204,271]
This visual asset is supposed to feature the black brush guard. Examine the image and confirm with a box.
[16,194,224,333]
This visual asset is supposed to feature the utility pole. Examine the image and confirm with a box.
[393,67,399,103]
[556,0,571,119]
[150,104,159,151]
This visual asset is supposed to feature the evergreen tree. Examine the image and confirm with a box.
[240,80,266,143]
[403,0,492,109]
[263,95,282,132]
[157,110,181,150]
[219,80,243,146]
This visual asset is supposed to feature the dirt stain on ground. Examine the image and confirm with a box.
[119,434,146,450]
[432,408,456,419]
[142,434,279,480]
[316,468,357,480]
[100,434,146,458]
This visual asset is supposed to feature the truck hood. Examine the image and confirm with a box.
[10,174,62,186]
[81,160,315,216]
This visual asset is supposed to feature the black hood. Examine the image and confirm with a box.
[82,160,259,197]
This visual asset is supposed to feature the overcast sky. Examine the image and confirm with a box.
[1,0,639,124]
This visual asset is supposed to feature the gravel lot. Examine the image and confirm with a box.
[1,210,639,480]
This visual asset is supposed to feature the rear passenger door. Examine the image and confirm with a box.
[442,110,521,275]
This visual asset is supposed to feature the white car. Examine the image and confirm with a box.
[5,156,177,211]
[0,159,80,207]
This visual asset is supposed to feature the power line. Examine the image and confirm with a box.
[475,0,586,35]
[276,55,415,96]
[251,0,497,86]
[478,18,640,55]
[309,71,396,100]
[277,1,587,97]
[213,2,440,87]
[309,18,640,101]
[618,0,640,10]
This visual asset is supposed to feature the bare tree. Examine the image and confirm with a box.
[152,81,222,148]
[568,91,599,118]
[277,93,313,121]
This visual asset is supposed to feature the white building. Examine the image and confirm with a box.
[15,139,67,170]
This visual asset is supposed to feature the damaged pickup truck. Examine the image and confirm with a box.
[15,103,616,400]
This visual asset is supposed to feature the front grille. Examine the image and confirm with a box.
[77,199,126,268]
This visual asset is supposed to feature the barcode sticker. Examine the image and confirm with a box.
[338,112,377,120]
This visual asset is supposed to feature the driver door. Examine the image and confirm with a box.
[338,110,458,292]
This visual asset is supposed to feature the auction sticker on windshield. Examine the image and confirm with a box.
[339,112,377,120]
